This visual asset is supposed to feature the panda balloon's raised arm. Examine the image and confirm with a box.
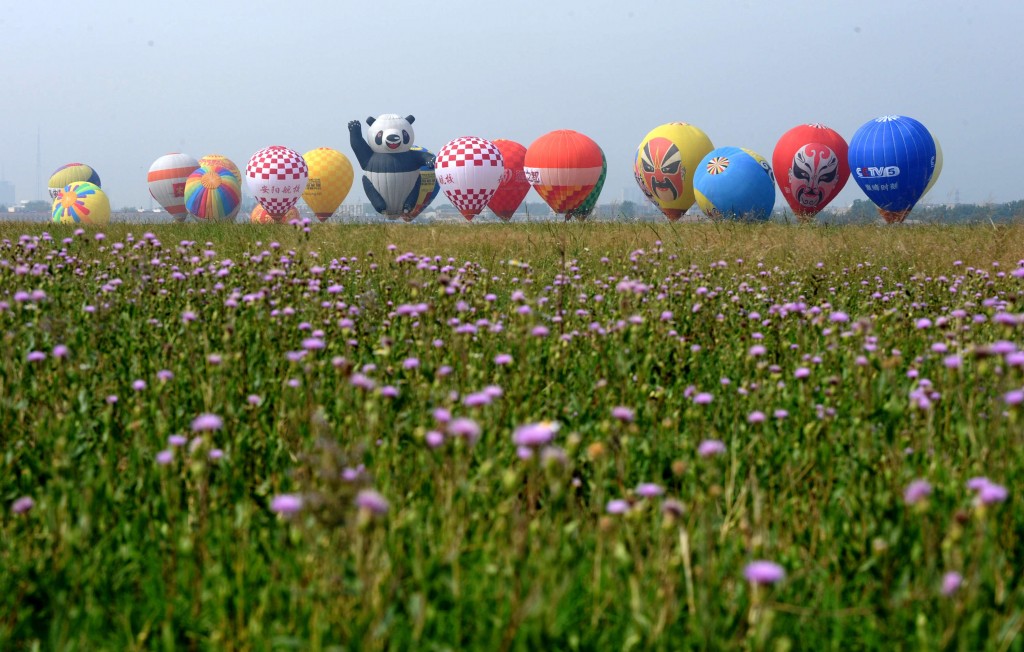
[348,119,374,169]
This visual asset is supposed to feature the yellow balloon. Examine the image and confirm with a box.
[51,182,111,226]
[922,136,942,198]
[635,123,714,220]
[302,148,354,222]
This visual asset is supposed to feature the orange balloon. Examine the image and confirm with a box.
[251,205,299,224]
[523,130,603,216]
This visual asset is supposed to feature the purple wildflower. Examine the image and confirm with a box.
[941,572,963,597]
[191,413,224,432]
[512,421,559,448]
[11,496,34,514]
[744,560,785,585]
[611,406,635,422]
[636,483,664,498]
[904,479,933,505]
[606,499,630,514]
[270,494,303,515]
[156,450,174,465]
[697,439,726,458]
[354,489,389,515]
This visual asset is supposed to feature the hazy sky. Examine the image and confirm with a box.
[1,1,1019,211]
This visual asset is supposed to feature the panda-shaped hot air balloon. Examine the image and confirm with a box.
[348,114,435,219]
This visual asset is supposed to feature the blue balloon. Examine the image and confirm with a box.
[848,115,936,222]
[693,147,776,221]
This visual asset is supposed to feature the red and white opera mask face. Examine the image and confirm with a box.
[639,137,684,202]
[788,144,839,209]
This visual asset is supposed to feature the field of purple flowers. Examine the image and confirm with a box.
[2,221,1024,650]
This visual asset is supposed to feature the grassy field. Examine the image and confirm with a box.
[2,220,1024,650]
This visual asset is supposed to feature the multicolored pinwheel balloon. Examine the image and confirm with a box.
[52,181,110,225]
[184,165,241,221]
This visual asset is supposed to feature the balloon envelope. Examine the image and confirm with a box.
[922,136,943,198]
[487,139,530,221]
[48,163,100,200]
[302,147,354,222]
[772,124,849,221]
[403,146,439,221]
[694,147,776,221]
[52,182,110,225]
[185,165,241,221]
[250,205,299,224]
[523,130,603,216]
[636,123,714,221]
[435,136,504,221]
[199,155,242,221]
[566,149,606,221]
[245,146,308,217]
[148,153,199,222]
[848,115,936,223]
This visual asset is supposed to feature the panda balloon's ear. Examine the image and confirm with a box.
[406,115,415,124]
[366,116,376,126]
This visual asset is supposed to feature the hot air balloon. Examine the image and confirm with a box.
[402,146,440,222]
[199,155,242,221]
[772,124,849,222]
[848,115,936,224]
[566,148,606,221]
[694,147,776,221]
[349,114,435,219]
[487,139,530,221]
[184,165,241,222]
[250,205,299,224]
[245,146,308,219]
[632,146,658,208]
[48,163,101,200]
[52,182,110,225]
[922,136,943,199]
[302,147,354,222]
[435,136,504,221]
[636,123,714,221]
[148,153,199,222]
[523,130,603,218]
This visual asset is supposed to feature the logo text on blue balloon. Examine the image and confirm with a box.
[855,166,900,179]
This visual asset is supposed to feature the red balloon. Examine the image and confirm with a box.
[523,130,603,216]
[487,139,530,221]
[772,124,849,221]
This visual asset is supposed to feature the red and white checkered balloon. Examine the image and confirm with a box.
[245,146,309,217]
[434,136,504,221]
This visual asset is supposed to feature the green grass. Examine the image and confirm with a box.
[2,221,1024,650]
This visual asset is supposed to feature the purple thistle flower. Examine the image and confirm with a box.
[26,351,45,362]
[494,353,513,365]
[512,421,559,448]
[432,407,452,424]
[302,338,325,351]
[270,494,303,515]
[904,479,933,505]
[11,496,34,514]
[191,413,224,432]
[168,434,187,447]
[941,572,963,597]
[636,483,664,498]
[697,439,726,458]
[748,344,767,357]
[1004,390,1024,406]
[208,448,224,460]
[606,499,630,515]
[132,380,147,391]
[611,406,635,422]
[425,430,445,448]
[447,417,481,444]
[247,394,262,406]
[747,410,766,424]
[157,369,174,382]
[463,392,492,407]
[354,489,389,515]
[943,355,962,369]
[531,325,550,337]
[156,450,174,465]
[380,385,399,398]
[52,344,69,358]
[744,560,785,585]
[693,392,713,405]
[794,367,811,379]
[402,357,420,370]
[829,311,849,323]
[106,395,118,405]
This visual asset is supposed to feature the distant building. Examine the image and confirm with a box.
[0,180,13,206]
